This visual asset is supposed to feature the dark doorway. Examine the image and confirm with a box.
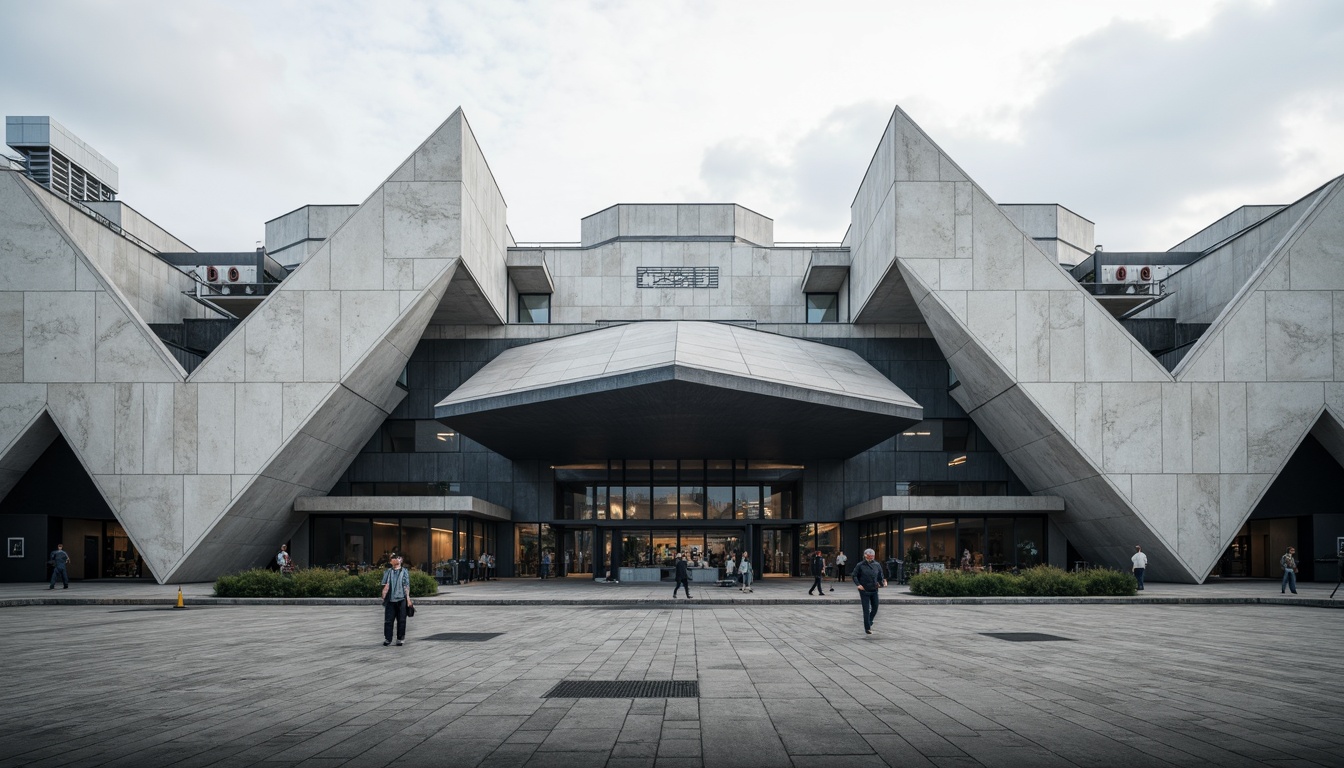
[83,535,99,579]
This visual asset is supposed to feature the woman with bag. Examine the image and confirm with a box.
[739,553,754,593]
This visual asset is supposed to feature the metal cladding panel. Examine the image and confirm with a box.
[437,375,918,462]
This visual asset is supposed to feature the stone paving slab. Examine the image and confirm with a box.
[1,600,1342,767]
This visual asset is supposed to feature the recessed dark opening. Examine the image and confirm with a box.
[543,680,699,699]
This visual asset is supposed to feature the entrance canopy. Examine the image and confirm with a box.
[434,321,922,461]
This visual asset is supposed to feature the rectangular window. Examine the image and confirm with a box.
[518,294,551,324]
[806,293,839,323]
[413,421,460,452]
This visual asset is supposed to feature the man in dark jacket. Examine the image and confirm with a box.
[673,552,692,599]
[852,548,888,634]
[808,551,826,595]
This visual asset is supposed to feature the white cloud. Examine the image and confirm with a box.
[2,0,1337,253]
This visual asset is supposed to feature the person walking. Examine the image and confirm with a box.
[808,550,825,595]
[835,551,847,581]
[1280,546,1299,595]
[380,553,413,646]
[673,552,692,599]
[48,543,70,590]
[739,552,754,592]
[1131,545,1148,591]
[852,548,887,634]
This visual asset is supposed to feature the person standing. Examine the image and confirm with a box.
[540,551,551,579]
[739,553,754,592]
[673,552,692,599]
[852,548,887,635]
[1280,547,1299,595]
[808,550,825,595]
[48,543,70,590]
[835,551,847,581]
[380,553,413,646]
[276,544,293,576]
[1131,545,1148,591]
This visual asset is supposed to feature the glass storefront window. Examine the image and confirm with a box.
[707,487,732,519]
[928,518,955,570]
[652,531,678,566]
[986,517,1012,572]
[623,529,652,567]
[401,518,429,572]
[653,486,678,520]
[516,523,539,577]
[902,517,926,565]
[706,531,741,568]
[762,527,794,576]
[1016,518,1044,567]
[897,421,943,451]
[679,531,707,564]
[679,486,705,519]
[625,486,651,520]
[735,486,760,519]
[314,517,341,567]
[344,518,372,568]
[430,518,455,566]
[608,487,624,520]
[956,518,984,571]
[816,522,840,558]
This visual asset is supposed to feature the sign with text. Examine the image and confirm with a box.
[636,266,719,289]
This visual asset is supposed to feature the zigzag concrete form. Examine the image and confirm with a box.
[0,109,507,582]
[850,107,1344,583]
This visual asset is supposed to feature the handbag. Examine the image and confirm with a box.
[406,603,416,618]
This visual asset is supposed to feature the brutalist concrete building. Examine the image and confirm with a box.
[2,108,1341,585]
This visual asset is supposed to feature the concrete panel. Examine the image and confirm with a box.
[1190,383,1220,473]
[1219,473,1272,550]
[47,383,115,474]
[0,293,25,382]
[234,383,282,476]
[1161,383,1193,474]
[1083,302,1131,382]
[1015,291,1050,382]
[1265,291,1332,381]
[411,111,463,182]
[384,182,462,261]
[328,188,385,290]
[119,474,184,574]
[1221,292,1266,382]
[893,111,941,181]
[1073,383,1104,466]
[895,182,955,260]
[196,382,235,475]
[183,473,232,547]
[971,189,1024,291]
[1048,291,1085,382]
[1101,383,1163,474]
[173,383,198,475]
[340,292,401,377]
[113,382,143,475]
[1177,473,1220,572]
[1245,382,1324,473]
[281,382,334,440]
[244,289,305,382]
[24,291,95,383]
[0,175,78,292]
[302,290,341,382]
[1129,473,1178,551]
[1217,382,1248,474]
[143,382,174,474]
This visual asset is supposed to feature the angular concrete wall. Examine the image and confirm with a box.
[0,110,488,582]
[852,107,1344,582]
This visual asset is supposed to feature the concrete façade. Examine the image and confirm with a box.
[0,106,1340,584]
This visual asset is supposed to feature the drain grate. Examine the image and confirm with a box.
[981,632,1073,642]
[422,632,503,642]
[543,680,699,699]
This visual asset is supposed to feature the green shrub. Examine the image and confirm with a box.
[907,565,1134,597]
[213,567,439,598]
[1018,565,1085,596]
[1077,567,1138,596]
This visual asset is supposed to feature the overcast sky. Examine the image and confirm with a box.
[3,0,1341,252]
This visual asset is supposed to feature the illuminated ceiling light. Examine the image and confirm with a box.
[436,432,456,441]
[947,455,967,467]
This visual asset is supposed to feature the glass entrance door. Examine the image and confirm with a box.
[761,527,794,576]
[564,528,594,577]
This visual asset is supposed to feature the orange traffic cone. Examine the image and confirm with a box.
[174,586,186,610]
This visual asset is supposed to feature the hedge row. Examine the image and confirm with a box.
[213,568,439,598]
[908,565,1136,597]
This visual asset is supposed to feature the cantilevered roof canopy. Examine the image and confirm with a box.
[434,321,922,461]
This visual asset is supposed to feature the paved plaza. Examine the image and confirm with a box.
[2,590,1342,768]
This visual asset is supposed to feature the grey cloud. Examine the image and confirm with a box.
[938,0,1344,249]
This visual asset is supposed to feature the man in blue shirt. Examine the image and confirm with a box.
[380,553,413,646]
[49,544,70,590]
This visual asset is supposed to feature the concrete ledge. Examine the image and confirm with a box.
[3,595,1341,609]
